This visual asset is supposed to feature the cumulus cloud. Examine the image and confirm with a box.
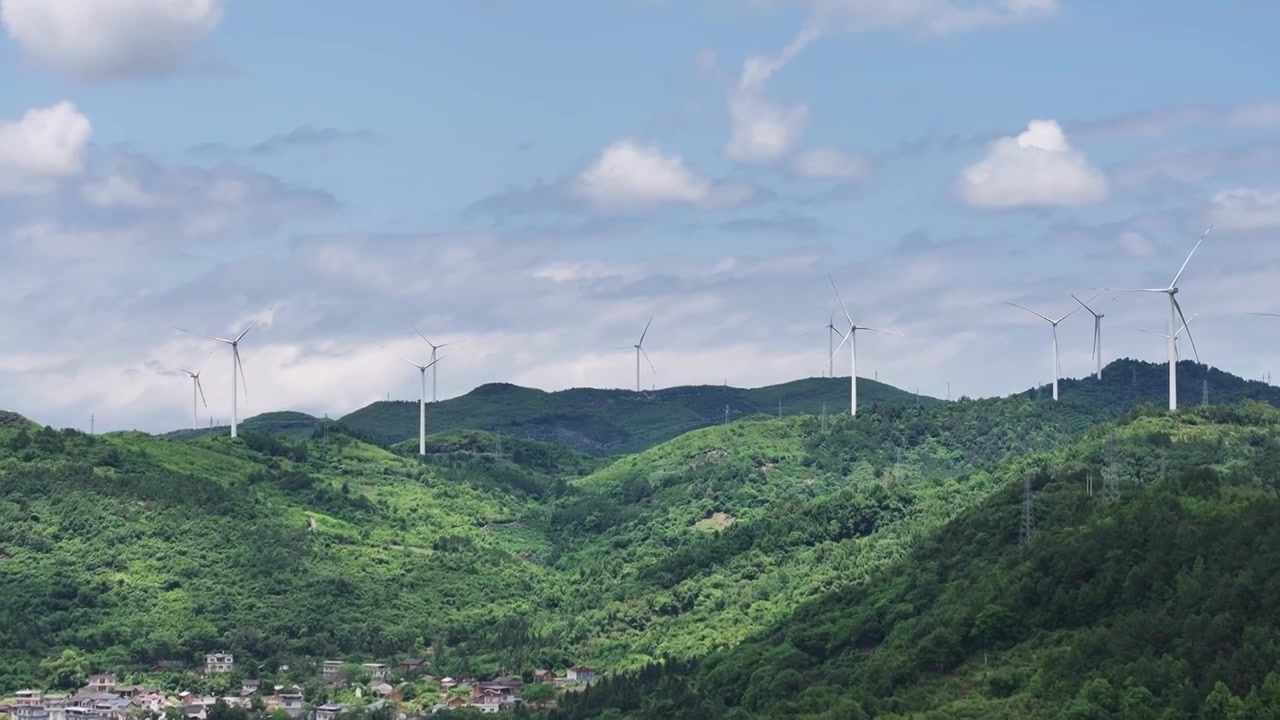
[573,141,714,210]
[791,147,869,178]
[1209,188,1280,230]
[957,119,1108,209]
[0,102,93,195]
[724,0,1056,168]
[1,0,224,81]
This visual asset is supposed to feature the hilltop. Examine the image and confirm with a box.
[550,404,1280,719]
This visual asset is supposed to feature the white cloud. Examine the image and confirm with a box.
[571,140,750,211]
[791,147,868,178]
[0,102,92,195]
[1228,101,1280,129]
[82,175,167,209]
[724,0,1056,167]
[803,0,1060,36]
[1,0,224,81]
[1209,188,1280,230]
[1117,231,1156,258]
[957,119,1108,209]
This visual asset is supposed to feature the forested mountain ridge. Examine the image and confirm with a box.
[162,360,1280,459]
[549,402,1280,720]
[165,376,933,453]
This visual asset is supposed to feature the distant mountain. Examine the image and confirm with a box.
[339,377,930,455]
[162,410,330,442]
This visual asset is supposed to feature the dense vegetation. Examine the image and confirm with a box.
[550,403,1280,719]
[5,360,1280,719]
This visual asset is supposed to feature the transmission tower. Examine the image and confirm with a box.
[1086,472,1094,497]
[1020,475,1036,545]
[1101,440,1121,504]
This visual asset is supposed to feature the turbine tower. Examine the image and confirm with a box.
[1106,227,1210,411]
[1071,293,1106,380]
[825,314,839,378]
[410,323,456,403]
[179,368,208,430]
[828,276,901,417]
[385,348,447,456]
[175,306,273,439]
[621,317,656,392]
[1003,300,1083,401]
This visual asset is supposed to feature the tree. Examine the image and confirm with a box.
[40,649,89,690]
[521,683,556,705]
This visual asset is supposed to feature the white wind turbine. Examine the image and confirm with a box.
[1003,300,1083,401]
[825,313,840,378]
[384,347,448,456]
[179,368,208,431]
[175,306,274,439]
[1106,227,1210,412]
[1139,313,1198,362]
[619,317,656,392]
[828,276,902,417]
[1071,293,1108,380]
[409,323,457,403]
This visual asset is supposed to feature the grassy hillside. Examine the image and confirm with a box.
[550,403,1280,719]
[339,377,931,454]
[162,410,330,442]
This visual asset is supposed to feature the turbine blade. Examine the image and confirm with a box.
[828,275,855,327]
[1248,312,1280,318]
[861,327,904,336]
[1173,297,1200,363]
[829,328,853,365]
[234,346,248,400]
[637,316,653,347]
[409,322,434,347]
[1003,301,1054,324]
[1101,288,1167,293]
[235,303,276,343]
[196,377,208,408]
[424,353,450,370]
[1053,303,1084,324]
[175,326,231,344]
[1071,293,1101,318]
[639,346,657,374]
[1169,225,1212,288]
[382,345,425,370]
[1137,328,1167,338]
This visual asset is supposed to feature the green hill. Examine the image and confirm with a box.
[162,410,330,442]
[549,403,1280,719]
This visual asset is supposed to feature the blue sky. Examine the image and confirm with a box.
[1,0,1280,432]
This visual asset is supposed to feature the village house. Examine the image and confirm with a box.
[239,680,260,697]
[276,693,305,720]
[532,670,556,684]
[205,653,234,674]
[312,704,343,720]
[566,666,597,685]
[63,707,106,720]
[362,664,389,682]
[398,658,427,674]
[320,661,344,684]
[470,683,517,709]
[85,676,116,694]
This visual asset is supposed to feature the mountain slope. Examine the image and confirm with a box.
[0,421,562,690]
[550,403,1280,719]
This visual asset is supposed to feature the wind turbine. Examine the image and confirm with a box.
[620,317,656,392]
[179,368,208,430]
[1139,313,1198,362]
[1071,293,1107,380]
[828,276,901,417]
[175,306,274,439]
[384,348,447,456]
[1106,227,1210,411]
[824,314,840,378]
[1003,300,1083,401]
[409,323,456,403]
